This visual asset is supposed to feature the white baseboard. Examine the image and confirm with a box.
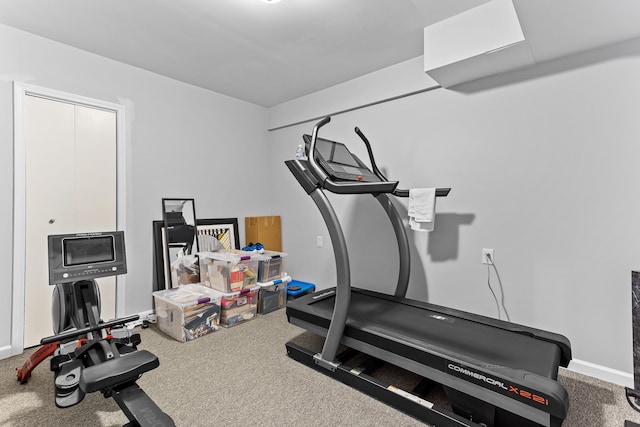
[0,344,13,360]
[568,358,633,387]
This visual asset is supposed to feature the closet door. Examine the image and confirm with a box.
[23,95,116,347]
[73,104,117,318]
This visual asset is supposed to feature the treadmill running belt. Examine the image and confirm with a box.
[289,289,561,380]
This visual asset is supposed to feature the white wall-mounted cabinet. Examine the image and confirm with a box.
[423,0,535,87]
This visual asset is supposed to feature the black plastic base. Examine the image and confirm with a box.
[286,341,483,427]
[444,386,563,427]
[112,382,175,427]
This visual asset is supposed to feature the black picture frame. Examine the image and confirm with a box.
[152,218,240,291]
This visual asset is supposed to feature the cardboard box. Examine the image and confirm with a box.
[153,284,222,342]
[245,216,282,252]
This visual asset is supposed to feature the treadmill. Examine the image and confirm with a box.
[284,116,572,427]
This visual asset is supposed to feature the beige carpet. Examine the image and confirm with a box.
[1,310,639,426]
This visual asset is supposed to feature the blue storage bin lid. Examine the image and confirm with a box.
[287,280,315,296]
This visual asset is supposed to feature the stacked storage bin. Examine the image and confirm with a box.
[153,284,222,342]
[198,251,259,292]
[256,250,289,314]
[198,251,259,327]
[217,287,259,327]
[257,275,292,314]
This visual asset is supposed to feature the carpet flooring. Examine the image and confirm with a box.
[1,310,639,426]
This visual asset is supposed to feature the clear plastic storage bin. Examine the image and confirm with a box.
[257,250,288,283]
[216,286,259,327]
[258,275,291,314]
[153,284,222,342]
[198,251,259,293]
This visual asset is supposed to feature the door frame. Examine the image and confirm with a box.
[11,82,127,356]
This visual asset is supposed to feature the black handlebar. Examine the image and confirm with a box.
[354,125,450,198]
[41,314,140,345]
[306,116,331,185]
[305,116,448,197]
[354,127,388,182]
[306,117,398,194]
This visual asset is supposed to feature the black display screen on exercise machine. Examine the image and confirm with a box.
[64,236,114,266]
[303,134,379,182]
[48,231,127,284]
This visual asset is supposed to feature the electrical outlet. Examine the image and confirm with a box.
[317,235,323,247]
[482,248,494,265]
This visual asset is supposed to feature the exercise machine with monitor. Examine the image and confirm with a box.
[30,231,174,427]
[284,116,572,427]
[625,271,640,427]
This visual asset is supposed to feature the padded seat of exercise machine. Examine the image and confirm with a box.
[79,350,159,393]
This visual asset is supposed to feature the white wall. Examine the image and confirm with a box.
[0,23,269,356]
[3,17,639,388]
[267,39,640,385]
[268,56,440,130]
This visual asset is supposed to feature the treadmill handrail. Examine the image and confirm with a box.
[306,117,399,195]
[323,178,399,195]
[354,126,388,181]
[353,126,451,198]
[307,118,448,196]
[305,116,331,185]
[395,188,451,198]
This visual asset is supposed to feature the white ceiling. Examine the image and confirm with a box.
[1,0,640,107]
[0,0,492,106]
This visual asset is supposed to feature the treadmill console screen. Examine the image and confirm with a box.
[303,134,378,182]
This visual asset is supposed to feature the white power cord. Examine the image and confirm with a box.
[486,253,510,322]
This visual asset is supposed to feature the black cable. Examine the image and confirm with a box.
[626,387,640,413]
